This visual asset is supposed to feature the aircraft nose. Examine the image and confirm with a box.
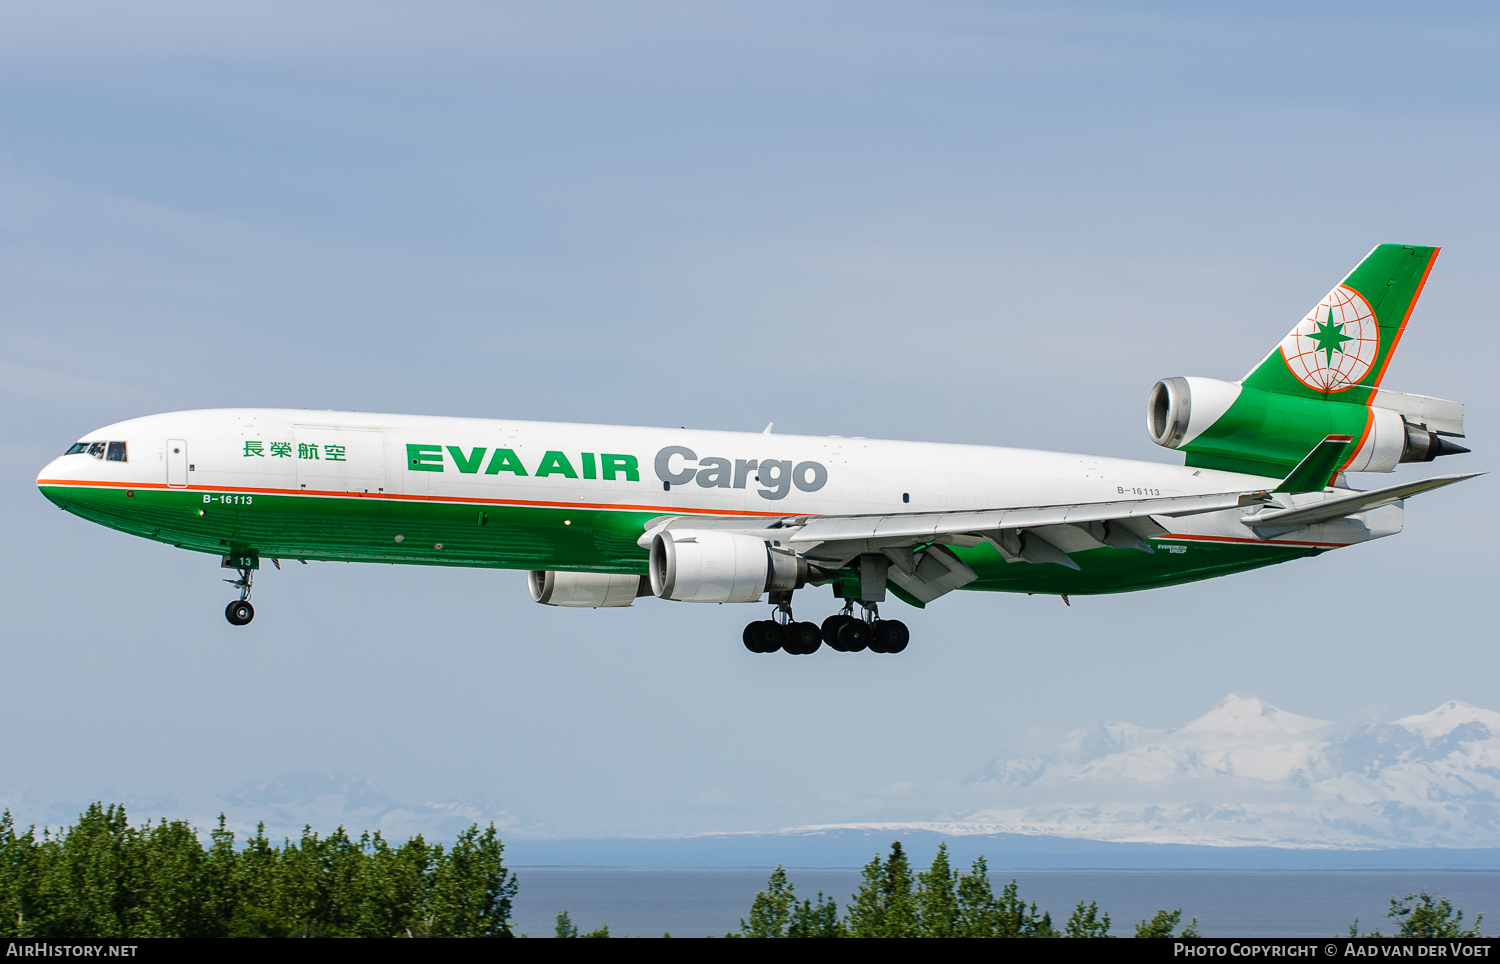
[37,455,67,487]
[36,454,75,509]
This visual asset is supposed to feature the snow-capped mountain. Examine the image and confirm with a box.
[0,771,535,845]
[215,771,531,842]
[899,696,1500,848]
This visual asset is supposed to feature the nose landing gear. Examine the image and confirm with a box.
[224,567,255,626]
[225,599,255,626]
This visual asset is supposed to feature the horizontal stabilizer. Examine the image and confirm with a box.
[1274,435,1353,494]
[1244,473,1481,530]
[1372,389,1465,437]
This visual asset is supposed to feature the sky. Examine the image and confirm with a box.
[1,1,1496,840]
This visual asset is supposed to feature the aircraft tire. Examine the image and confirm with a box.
[874,619,909,654]
[786,621,822,655]
[837,618,869,653]
[821,615,850,651]
[225,600,254,626]
[743,620,784,654]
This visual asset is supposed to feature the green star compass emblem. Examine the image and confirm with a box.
[1279,284,1379,392]
[1308,307,1354,366]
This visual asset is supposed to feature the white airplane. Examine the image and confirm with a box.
[37,244,1475,654]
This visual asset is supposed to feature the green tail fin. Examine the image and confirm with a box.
[1177,244,1443,478]
[1243,244,1439,401]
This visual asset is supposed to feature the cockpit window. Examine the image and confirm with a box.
[65,442,89,455]
[87,442,107,459]
[106,441,128,462]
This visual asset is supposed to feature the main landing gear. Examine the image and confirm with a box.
[743,599,909,655]
[224,567,255,626]
[743,598,822,655]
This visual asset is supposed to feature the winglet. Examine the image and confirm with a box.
[1274,435,1354,493]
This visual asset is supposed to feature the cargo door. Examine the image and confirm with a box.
[292,426,387,496]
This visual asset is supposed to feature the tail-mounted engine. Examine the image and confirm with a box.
[1147,376,1468,476]
[649,529,812,604]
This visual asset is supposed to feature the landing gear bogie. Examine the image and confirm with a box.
[744,601,908,655]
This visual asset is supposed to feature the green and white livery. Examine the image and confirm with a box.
[37,245,1477,654]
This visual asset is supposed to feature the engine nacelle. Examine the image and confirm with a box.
[1146,376,1242,450]
[528,570,647,608]
[1149,377,1469,474]
[648,529,808,603]
[1331,407,1469,473]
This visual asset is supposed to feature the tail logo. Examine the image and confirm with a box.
[1278,284,1379,392]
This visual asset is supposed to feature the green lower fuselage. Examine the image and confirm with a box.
[42,485,1321,599]
[38,407,1344,604]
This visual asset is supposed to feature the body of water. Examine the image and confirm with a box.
[508,867,1500,938]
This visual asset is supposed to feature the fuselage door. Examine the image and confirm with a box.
[166,439,188,487]
[291,426,387,496]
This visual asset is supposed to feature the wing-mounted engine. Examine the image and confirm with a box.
[648,529,813,603]
[528,570,649,608]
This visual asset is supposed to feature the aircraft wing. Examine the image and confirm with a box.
[640,488,1273,604]
[782,490,1268,550]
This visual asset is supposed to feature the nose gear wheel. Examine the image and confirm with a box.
[225,600,255,626]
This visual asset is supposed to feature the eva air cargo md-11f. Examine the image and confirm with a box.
[37,244,1477,654]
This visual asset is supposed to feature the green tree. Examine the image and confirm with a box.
[135,818,210,937]
[273,826,326,936]
[845,842,919,938]
[915,842,958,937]
[1136,908,1199,938]
[742,866,796,938]
[356,832,435,937]
[197,816,238,938]
[0,803,527,939]
[1065,900,1111,938]
[787,893,843,938]
[315,827,369,937]
[742,865,843,938]
[996,879,1058,937]
[1385,892,1485,938]
[226,822,282,937]
[0,811,42,938]
[552,909,607,938]
[953,855,1002,937]
[37,803,141,938]
[427,824,516,937]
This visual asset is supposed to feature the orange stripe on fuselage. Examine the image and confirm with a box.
[34,478,806,519]
[38,479,1352,547]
